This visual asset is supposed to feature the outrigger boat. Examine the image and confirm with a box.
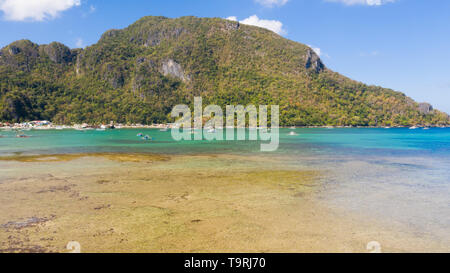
[142,135,153,141]
[16,131,31,138]
[14,129,31,138]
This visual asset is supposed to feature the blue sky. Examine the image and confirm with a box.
[0,0,449,113]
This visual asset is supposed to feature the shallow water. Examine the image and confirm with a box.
[0,128,449,250]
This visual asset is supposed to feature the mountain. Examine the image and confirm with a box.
[0,16,448,126]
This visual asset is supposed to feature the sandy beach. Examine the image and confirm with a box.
[0,152,447,253]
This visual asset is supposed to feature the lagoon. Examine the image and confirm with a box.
[0,128,449,252]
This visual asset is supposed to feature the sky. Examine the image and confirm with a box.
[0,0,449,113]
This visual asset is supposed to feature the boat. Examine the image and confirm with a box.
[137,133,144,137]
[160,127,169,132]
[384,127,391,129]
[142,135,153,141]
[409,126,418,130]
[423,127,430,130]
[207,128,216,133]
[96,128,106,131]
[288,131,298,136]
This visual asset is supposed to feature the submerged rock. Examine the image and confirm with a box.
[1,216,56,230]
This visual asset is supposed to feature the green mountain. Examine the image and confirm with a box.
[0,16,448,126]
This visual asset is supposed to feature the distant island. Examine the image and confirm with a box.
[0,16,448,127]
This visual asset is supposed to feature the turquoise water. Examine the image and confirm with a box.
[1,127,450,156]
[1,128,449,243]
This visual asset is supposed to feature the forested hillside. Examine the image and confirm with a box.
[0,16,448,126]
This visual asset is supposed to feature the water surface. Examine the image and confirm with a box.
[1,127,449,249]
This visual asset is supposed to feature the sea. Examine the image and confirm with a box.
[1,127,449,245]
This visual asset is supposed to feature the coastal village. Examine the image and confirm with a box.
[0,121,171,130]
[0,120,447,131]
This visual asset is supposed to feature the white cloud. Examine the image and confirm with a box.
[325,0,396,6]
[228,15,287,35]
[82,4,96,18]
[307,45,322,57]
[75,38,84,48]
[254,0,289,8]
[0,0,81,21]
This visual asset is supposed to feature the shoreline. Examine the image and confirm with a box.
[1,123,449,131]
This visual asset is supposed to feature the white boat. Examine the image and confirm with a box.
[423,127,430,130]
[207,128,216,133]
[288,131,298,136]
[409,126,418,130]
[384,127,391,129]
